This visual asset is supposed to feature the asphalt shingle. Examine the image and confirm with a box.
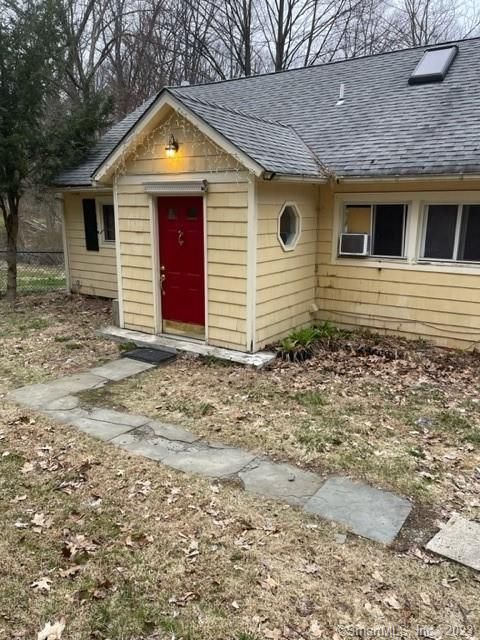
[54,37,480,185]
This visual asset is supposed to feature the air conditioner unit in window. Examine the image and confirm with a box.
[339,233,370,256]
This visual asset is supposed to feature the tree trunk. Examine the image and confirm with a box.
[3,194,19,301]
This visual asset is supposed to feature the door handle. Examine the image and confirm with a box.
[178,229,184,246]
[160,265,166,295]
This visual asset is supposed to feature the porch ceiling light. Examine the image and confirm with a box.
[165,134,179,157]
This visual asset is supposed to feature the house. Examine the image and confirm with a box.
[54,38,480,353]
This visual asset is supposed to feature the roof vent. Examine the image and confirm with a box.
[180,80,190,86]
[408,45,458,85]
[336,83,345,105]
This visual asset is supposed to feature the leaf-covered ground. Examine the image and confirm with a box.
[0,294,479,639]
[84,335,480,517]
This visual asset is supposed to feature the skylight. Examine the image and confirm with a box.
[408,45,458,85]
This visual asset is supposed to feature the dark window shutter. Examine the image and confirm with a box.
[82,199,99,251]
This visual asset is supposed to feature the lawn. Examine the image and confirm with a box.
[0,294,479,639]
[0,262,66,295]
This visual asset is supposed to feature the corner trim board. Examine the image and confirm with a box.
[113,177,124,327]
[246,176,257,352]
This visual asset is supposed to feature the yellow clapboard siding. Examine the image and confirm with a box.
[122,278,153,293]
[208,262,247,278]
[119,219,151,233]
[255,181,318,348]
[207,236,248,250]
[207,249,245,265]
[318,290,480,329]
[320,275,480,304]
[209,289,246,306]
[208,301,246,320]
[208,275,246,293]
[63,192,118,298]
[120,243,152,257]
[208,326,247,348]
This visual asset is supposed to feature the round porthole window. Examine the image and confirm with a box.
[278,203,301,251]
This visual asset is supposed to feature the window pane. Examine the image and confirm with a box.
[279,205,298,247]
[187,207,198,220]
[345,205,371,233]
[458,205,480,261]
[102,204,115,242]
[372,204,406,256]
[167,207,176,220]
[423,205,458,259]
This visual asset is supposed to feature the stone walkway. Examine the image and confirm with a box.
[8,357,413,546]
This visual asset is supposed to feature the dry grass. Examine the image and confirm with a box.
[0,293,118,393]
[1,294,479,639]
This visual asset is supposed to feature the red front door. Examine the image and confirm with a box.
[158,196,205,329]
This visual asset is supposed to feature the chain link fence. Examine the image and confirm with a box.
[0,251,66,295]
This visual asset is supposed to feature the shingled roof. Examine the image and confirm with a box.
[54,37,480,186]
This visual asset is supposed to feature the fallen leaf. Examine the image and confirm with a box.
[59,566,83,579]
[37,618,65,640]
[31,577,52,593]
[383,594,402,610]
[420,592,431,606]
[21,461,35,474]
[231,600,240,609]
[310,620,323,637]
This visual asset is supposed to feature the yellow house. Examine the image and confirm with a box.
[54,38,480,352]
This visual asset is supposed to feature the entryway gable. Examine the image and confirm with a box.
[94,93,264,184]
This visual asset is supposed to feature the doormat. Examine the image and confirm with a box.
[122,348,177,365]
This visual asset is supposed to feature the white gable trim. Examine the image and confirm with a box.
[92,92,264,183]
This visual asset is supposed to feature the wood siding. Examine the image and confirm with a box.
[316,180,480,349]
[116,113,248,350]
[255,182,319,348]
[63,192,117,298]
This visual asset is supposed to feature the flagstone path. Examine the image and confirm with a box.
[8,355,466,553]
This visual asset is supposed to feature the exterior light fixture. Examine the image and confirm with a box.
[165,134,179,157]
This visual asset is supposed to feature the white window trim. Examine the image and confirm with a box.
[277,201,302,252]
[96,198,116,246]
[333,191,480,275]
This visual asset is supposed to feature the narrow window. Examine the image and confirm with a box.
[82,198,99,252]
[372,204,406,257]
[102,204,115,242]
[423,204,458,259]
[458,205,480,261]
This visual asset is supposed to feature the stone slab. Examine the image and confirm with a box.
[67,416,135,441]
[89,408,149,428]
[44,408,90,424]
[44,395,80,411]
[9,373,107,410]
[426,515,480,571]
[90,358,154,382]
[110,430,186,460]
[100,326,276,369]
[163,446,256,478]
[239,460,323,506]
[303,476,412,544]
[145,420,200,444]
